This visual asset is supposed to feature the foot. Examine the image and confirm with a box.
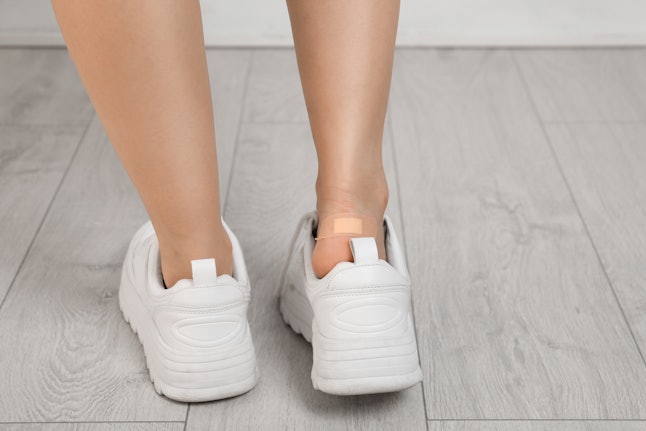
[278,210,423,395]
[118,219,259,402]
[311,182,389,278]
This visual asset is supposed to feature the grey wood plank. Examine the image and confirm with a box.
[0,424,183,431]
[0,116,186,421]
[544,123,646,365]
[514,49,646,122]
[206,49,252,202]
[389,48,646,419]
[186,121,427,430]
[428,421,646,431]
[241,48,309,123]
[0,125,86,302]
[0,49,94,127]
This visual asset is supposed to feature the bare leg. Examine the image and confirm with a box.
[51,0,232,286]
[286,0,400,277]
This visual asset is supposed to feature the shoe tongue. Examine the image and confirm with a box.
[349,237,379,264]
[191,258,219,287]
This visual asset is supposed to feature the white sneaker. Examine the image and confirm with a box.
[118,218,259,402]
[277,210,423,395]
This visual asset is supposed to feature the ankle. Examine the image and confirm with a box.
[315,173,389,219]
[158,225,233,288]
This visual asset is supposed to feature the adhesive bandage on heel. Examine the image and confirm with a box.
[314,212,379,240]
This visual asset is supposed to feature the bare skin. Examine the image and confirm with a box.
[51,0,400,285]
[286,0,400,278]
[51,0,232,287]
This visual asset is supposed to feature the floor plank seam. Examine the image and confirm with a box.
[0,421,187,425]
[541,120,646,125]
[0,112,94,314]
[221,49,254,219]
[387,106,431,430]
[182,404,191,431]
[426,419,646,422]
[511,51,646,370]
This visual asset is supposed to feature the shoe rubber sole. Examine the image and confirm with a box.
[118,262,259,403]
[279,282,423,396]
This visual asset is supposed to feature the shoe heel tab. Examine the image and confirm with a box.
[349,237,379,264]
[191,258,218,287]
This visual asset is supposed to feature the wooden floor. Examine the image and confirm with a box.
[1,47,646,430]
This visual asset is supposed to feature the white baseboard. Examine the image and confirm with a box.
[1,31,646,48]
[2,0,646,48]
[395,32,646,47]
[202,30,646,47]
[0,32,63,47]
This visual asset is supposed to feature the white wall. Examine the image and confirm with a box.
[1,0,645,47]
